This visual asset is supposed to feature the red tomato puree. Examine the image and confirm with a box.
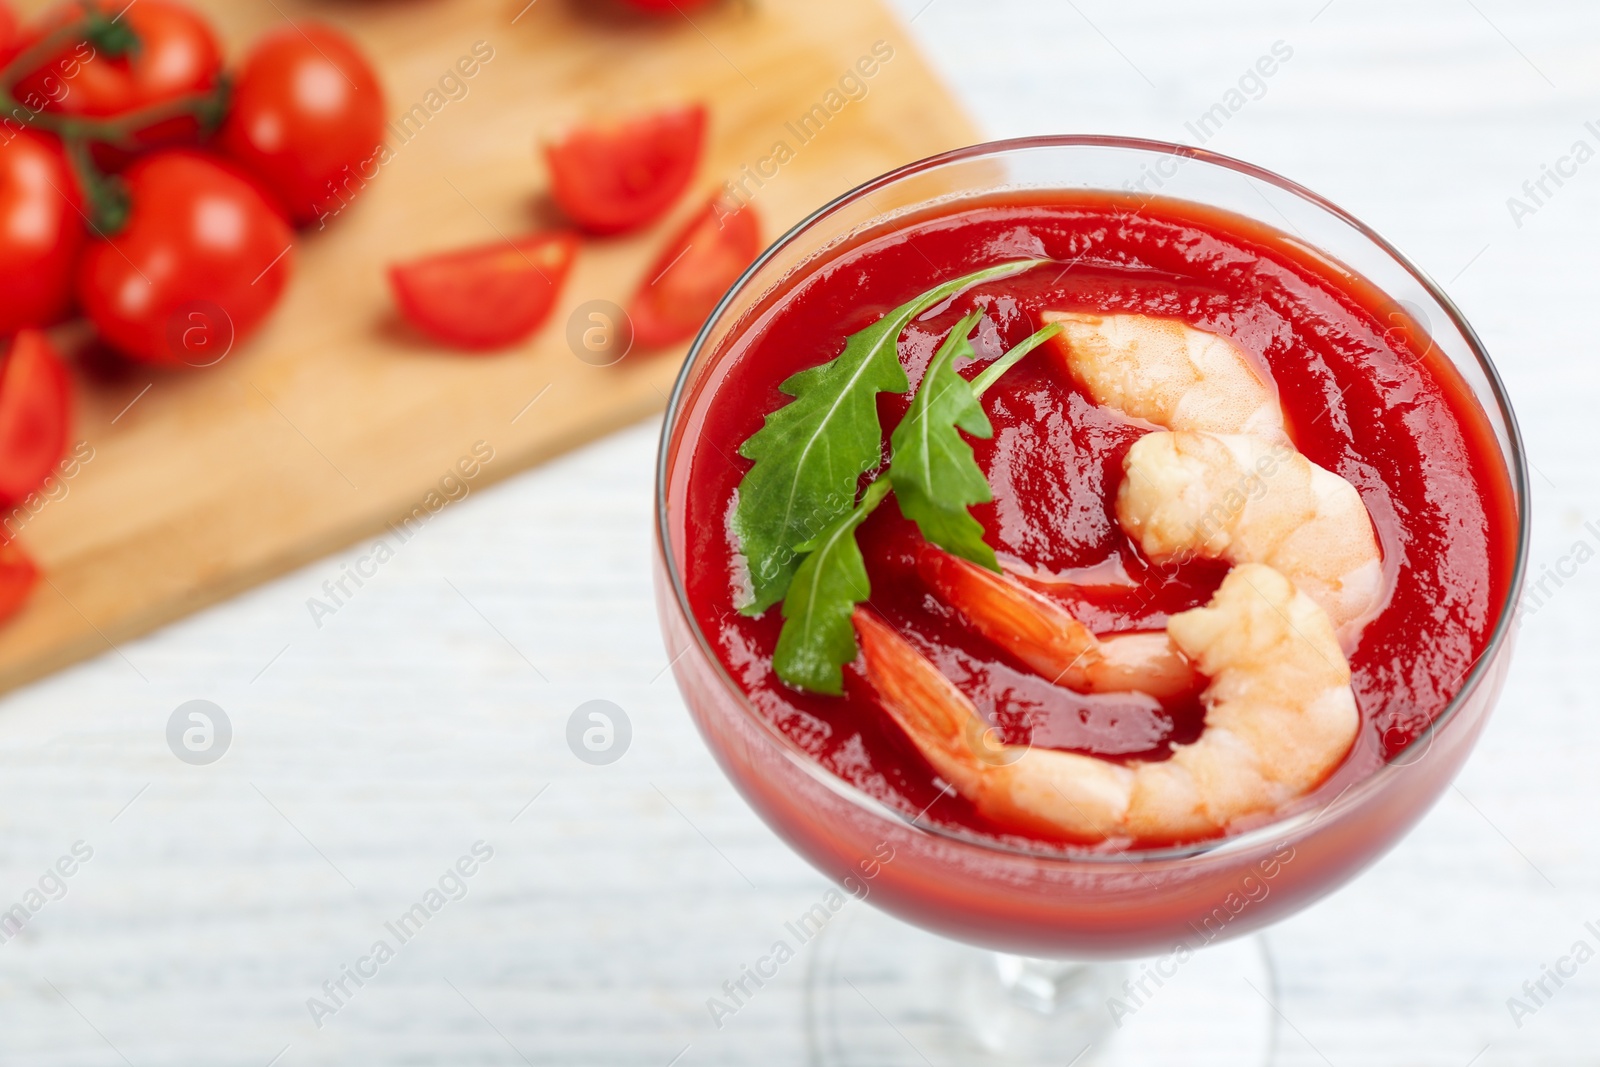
[678,191,1518,849]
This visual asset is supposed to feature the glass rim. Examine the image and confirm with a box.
[653,133,1532,867]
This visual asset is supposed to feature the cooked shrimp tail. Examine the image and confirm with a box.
[853,608,1135,841]
[917,547,1197,699]
[853,565,1359,845]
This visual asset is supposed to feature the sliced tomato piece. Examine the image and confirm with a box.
[545,104,706,235]
[0,330,72,505]
[628,198,760,349]
[0,540,37,625]
[389,232,579,351]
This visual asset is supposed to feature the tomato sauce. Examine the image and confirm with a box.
[677,191,1518,850]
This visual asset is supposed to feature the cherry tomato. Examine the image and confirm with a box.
[14,1,223,151]
[0,129,85,334]
[0,330,72,505]
[389,232,578,351]
[628,198,760,349]
[545,104,706,235]
[218,23,386,227]
[76,152,293,367]
[0,540,38,626]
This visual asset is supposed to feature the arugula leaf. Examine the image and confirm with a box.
[768,319,1066,695]
[888,318,1068,573]
[969,321,1063,398]
[888,311,1000,570]
[731,259,1049,614]
[772,479,892,694]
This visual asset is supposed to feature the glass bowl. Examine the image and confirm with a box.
[653,135,1529,960]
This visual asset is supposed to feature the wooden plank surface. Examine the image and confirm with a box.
[2,0,977,693]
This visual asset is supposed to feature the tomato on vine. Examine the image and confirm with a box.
[75,152,293,367]
[0,129,86,334]
[13,0,224,152]
[218,23,386,227]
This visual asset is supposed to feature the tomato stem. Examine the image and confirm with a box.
[79,8,140,60]
[0,12,230,149]
[61,75,232,147]
[0,9,232,236]
[63,136,130,236]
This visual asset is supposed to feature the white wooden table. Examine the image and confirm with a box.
[1,1,1595,1063]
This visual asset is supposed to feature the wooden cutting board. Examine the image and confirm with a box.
[2,0,977,693]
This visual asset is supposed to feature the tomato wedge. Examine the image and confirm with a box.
[0,540,38,626]
[628,198,760,349]
[545,104,706,235]
[389,232,579,351]
[0,330,72,506]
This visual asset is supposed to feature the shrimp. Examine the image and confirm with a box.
[917,547,1199,700]
[851,312,1375,840]
[1118,430,1384,638]
[1042,309,1384,640]
[854,564,1357,844]
[1043,311,1287,440]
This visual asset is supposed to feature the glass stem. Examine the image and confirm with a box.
[958,952,1128,1056]
[995,954,1099,1012]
